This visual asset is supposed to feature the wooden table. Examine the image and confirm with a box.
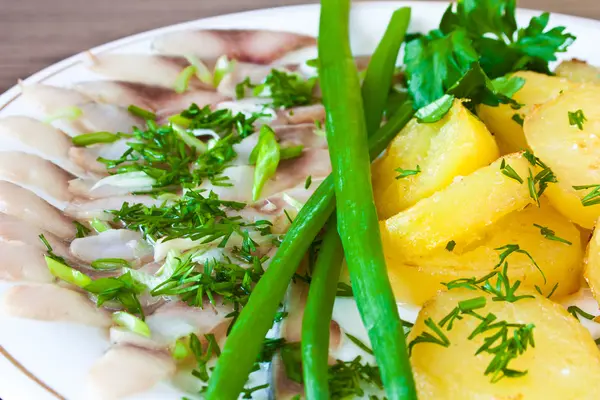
[0,0,598,92]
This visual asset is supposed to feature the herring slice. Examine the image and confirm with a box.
[1,284,111,327]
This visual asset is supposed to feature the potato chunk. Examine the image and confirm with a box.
[478,71,575,154]
[409,289,600,400]
[555,59,600,84]
[380,153,533,257]
[524,85,600,228]
[387,201,583,305]
[584,217,600,305]
[372,99,499,219]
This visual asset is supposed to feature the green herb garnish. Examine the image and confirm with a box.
[395,165,421,179]
[500,159,523,183]
[533,224,572,245]
[568,109,587,130]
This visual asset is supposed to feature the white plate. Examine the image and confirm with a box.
[1,2,599,399]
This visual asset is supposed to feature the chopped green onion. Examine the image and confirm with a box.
[167,114,192,128]
[415,94,454,123]
[172,337,190,360]
[72,132,120,147]
[282,193,304,211]
[43,106,83,124]
[112,311,151,337]
[185,55,213,85]
[91,218,110,233]
[252,125,280,201]
[172,124,207,152]
[45,256,92,288]
[445,240,456,251]
[280,145,304,160]
[91,258,131,271]
[213,55,236,87]
[128,105,156,121]
[174,65,198,94]
[305,175,312,189]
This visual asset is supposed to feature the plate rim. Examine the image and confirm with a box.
[1,1,600,399]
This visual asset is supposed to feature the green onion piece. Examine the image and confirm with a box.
[172,124,207,152]
[361,7,411,135]
[43,106,83,124]
[127,105,156,121]
[213,55,236,87]
[91,258,131,271]
[280,145,304,160]
[282,193,305,211]
[204,101,415,400]
[252,125,281,201]
[174,65,198,94]
[318,1,416,398]
[167,114,192,128]
[112,311,151,337]
[302,216,345,398]
[72,132,120,147]
[415,94,455,123]
[45,256,92,288]
[172,337,190,360]
[91,218,110,233]
[185,55,213,85]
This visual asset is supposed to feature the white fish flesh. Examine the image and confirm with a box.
[152,29,316,65]
[1,284,112,327]
[0,116,89,178]
[74,80,228,117]
[0,181,75,240]
[0,242,55,283]
[87,345,176,400]
[0,152,73,210]
[70,229,153,263]
[88,54,212,90]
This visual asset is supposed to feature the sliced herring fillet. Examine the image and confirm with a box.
[1,284,111,327]
[0,181,74,239]
[0,116,89,178]
[0,152,73,211]
[152,29,316,64]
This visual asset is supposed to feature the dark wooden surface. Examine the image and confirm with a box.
[0,0,598,92]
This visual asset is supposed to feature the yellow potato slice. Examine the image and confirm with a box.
[478,71,575,154]
[524,85,600,229]
[409,289,600,400]
[387,201,583,305]
[380,153,533,257]
[584,217,600,305]
[372,99,499,219]
[555,59,600,84]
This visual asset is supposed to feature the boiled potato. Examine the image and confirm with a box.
[524,85,600,229]
[372,99,499,219]
[556,59,600,84]
[380,153,533,257]
[584,217,600,305]
[478,71,575,154]
[409,289,600,400]
[388,201,583,305]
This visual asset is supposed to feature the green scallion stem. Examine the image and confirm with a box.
[318,0,416,398]
[91,258,131,271]
[361,7,411,136]
[205,100,414,400]
[301,215,344,399]
[174,65,198,94]
[128,105,156,121]
[72,132,120,147]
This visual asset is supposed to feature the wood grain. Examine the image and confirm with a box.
[0,0,598,92]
